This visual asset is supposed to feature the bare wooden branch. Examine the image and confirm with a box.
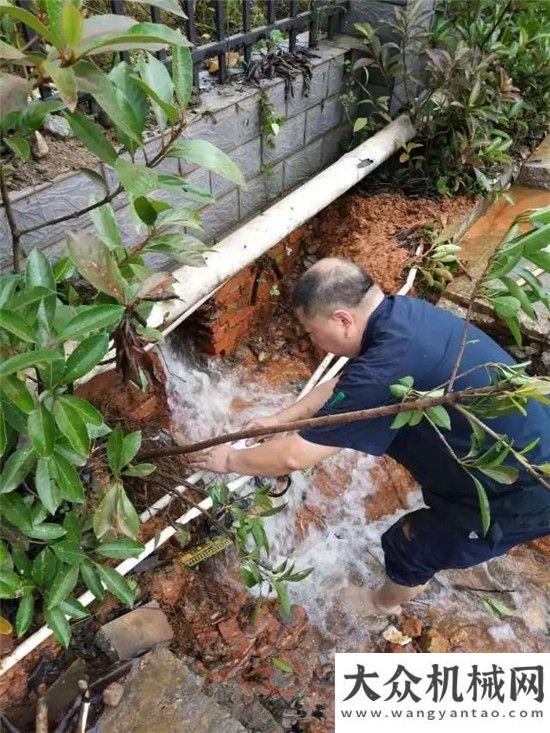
[139,382,516,461]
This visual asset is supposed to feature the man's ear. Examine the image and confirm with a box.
[332,309,354,328]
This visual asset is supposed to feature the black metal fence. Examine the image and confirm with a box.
[180,1,349,85]
[15,0,348,99]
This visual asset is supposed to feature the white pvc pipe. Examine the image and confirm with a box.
[147,115,415,330]
[1,116,417,678]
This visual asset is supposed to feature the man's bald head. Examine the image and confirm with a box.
[292,257,376,317]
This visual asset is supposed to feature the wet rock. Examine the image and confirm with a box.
[44,658,87,725]
[103,682,124,707]
[32,131,49,159]
[382,624,411,646]
[96,647,246,732]
[95,601,173,661]
[400,616,423,639]
[43,113,73,139]
[208,679,284,733]
[386,642,416,653]
[420,628,450,653]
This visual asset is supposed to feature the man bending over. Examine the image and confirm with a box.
[189,258,550,616]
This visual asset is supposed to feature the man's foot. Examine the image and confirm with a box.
[339,584,402,621]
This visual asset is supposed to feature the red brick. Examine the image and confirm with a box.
[129,396,159,422]
[218,618,245,646]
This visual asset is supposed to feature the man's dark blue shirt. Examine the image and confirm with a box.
[300,295,550,536]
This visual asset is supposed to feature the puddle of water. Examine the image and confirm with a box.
[159,338,550,652]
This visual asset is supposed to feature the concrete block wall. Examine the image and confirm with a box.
[0,40,353,271]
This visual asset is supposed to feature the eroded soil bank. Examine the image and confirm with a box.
[2,191,548,733]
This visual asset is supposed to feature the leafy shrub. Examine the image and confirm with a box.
[0,0,246,647]
[351,0,550,196]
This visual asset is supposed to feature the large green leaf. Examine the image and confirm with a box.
[25,249,56,291]
[59,395,102,427]
[138,53,174,129]
[517,222,550,257]
[10,286,54,311]
[121,431,141,468]
[470,474,491,537]
[66,231,127,302]
[130,75,179,125]
[89,202,123,250]
[15,589,35,637]
[172,45,193,108]
[0,73,32,120]
[426,405,451,430]
[168,139,246,186]
[499,276,536,320]
[28,404,56,457]
[0,491,33,532]
[4,136,30,161]
[0,448,36,494]
[32,547,57,588]
[95,538,144,559]
[53,453,85,503]
[47,562,79,609]
[78,13,136,47]
[93,484,118,538]
[42,61,77,110]
[56,304,124,342]
[145,233,210,266]
[479,465,519,484]
[35,457,60,515]
[26,522,67,540]
[0,39,26,61]
[116,485,140,539]
[78,22,190,57]
[53,399,90,456]
[44,0,63,43]
[114,158,159,197]
[170,177,215,205]
[0,403,6,457]
[44,606,71,648]
[52,540,85,565]
[80,560,105,600]
[65,111,118,165]
[127,0,187,17]
[0,308,35,343]
[95,563,134,606]
[123,462,156,477]
[60,596,89,619]
[0,566,22,599]
[106,427,124,475]
[61,1,84,50]
[108,61,148,150]
[73,61,142,146]
[63,332,109,384]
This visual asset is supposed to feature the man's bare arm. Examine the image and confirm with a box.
[275,377,339,423]
[190,433,338,477]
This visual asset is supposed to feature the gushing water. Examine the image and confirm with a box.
[159,338,550,650]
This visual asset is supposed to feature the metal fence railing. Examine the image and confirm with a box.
[15,1,349,100]
[178,1,349,85]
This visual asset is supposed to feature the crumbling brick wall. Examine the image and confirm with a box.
[189,228,307,357]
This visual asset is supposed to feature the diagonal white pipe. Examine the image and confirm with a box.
[0,116,417,678]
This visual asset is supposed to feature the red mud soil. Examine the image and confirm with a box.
[305,192,476,293]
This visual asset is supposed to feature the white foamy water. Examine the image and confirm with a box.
[159,338,550,650]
